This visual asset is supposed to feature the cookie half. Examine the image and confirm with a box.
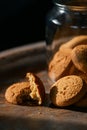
[26,72,45,105]
[5,82,31,105]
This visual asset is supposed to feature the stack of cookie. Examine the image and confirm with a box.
[49,35,87,107]
[48,35,87,81]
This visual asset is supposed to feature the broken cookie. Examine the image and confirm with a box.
[5,73,46,106]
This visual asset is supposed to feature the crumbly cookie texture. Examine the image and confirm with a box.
[48,48,72,81]
[26,72,45,105]
[5,73,46,106]
[71,45,87,73]
[50,75,87,107]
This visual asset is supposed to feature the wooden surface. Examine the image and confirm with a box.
[0,41,87,130]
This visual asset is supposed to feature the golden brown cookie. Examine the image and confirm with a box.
[5,82,31,105]
[71,45,87,73]
[26,72,45,105]
[50,75,87,107]
[60,35,87,50]
[48,48,73,81]
[5,73,46,105]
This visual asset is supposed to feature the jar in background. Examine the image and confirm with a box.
[46,0,87,81]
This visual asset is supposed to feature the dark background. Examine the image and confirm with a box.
[0,0,53,51]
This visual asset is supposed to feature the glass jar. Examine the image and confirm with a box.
[46,0,87,81]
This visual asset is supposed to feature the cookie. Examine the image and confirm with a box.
[26,72,45,105]
[60,35,87,50]
[5,73,45,105]
[48,48,73,81]
[5,82,31,105]
[71,45,87,73]
[50,75,87,107]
